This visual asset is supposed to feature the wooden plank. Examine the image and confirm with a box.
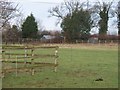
[33,54,58,58]
[2,61,32,64]
[16,56,18,76]
[34,46,59,49]
[3,53,58,58]
[3,47,32,50]
[3,45,58,49]
[1,57,31,60]
[2,45,59,75]
[2,61,58,66]
[4,53,31,56]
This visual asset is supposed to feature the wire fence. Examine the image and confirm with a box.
[2,38,119,45]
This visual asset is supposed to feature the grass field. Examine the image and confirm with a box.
[2,44,118,88]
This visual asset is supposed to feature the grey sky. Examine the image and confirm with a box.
[10,0,119,35]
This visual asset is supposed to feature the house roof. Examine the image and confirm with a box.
[42,35,55,39]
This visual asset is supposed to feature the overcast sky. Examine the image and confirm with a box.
[9,0,119,35]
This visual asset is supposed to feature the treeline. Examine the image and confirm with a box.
[2,29,119,44]
[0,0,119,44]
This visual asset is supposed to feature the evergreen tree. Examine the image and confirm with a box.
[49,0,93,42]
[21,14,38,38]
[61,9,92,42]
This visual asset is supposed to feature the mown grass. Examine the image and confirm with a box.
[2,44,118,88]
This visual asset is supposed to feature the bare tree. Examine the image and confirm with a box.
[48,0,86,25]
[3,25,21,43]
[0,0,20,30]
[48,0,93,42]
[92,0,115,36]
[118,1,120,35]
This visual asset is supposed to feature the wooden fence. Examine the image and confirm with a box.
[2,45,59,77]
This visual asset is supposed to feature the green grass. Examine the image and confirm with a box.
[2,44,118,88]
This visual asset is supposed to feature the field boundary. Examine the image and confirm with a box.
[2,45,59,77]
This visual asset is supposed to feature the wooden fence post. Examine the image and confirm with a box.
[54,47,58,72]
[24,46,27,65]
[31,68,35,75]
[16,56,18,77]
[82,40,83,44]
[31,48,35,75]
[105,40,107,45]
[99,40,100,45]
[8,49,11,60]
[2,50,5,61]
[31,48,34,64]
[2,46,5,77]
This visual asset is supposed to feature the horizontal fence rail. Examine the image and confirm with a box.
[2,45,59,77]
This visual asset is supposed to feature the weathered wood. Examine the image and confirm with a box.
[2,56,31,60]
[54,47,58,72]
[31,49,34,64]
[3,63,58,71]
[2,61,32,64]
[3,45,58,49]
[31,68,35,75]
[16,56,18,77]
[3,61,59,68]
[24,47,27,64]
[2,45,59,75]
[4,53,58,57]
[34,46,59,49]
[3,47,33,50]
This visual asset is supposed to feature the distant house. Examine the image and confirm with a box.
[40,35,55,43]
[88,34,98,44]
[40,35,64,43]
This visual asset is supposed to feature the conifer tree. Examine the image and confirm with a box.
[21,14,38,38]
